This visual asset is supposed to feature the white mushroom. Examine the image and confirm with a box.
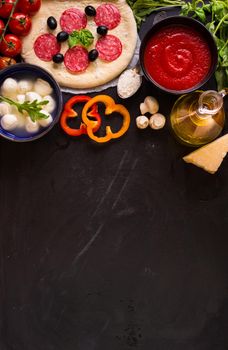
[140,96,159,115]
[38,110,53,128]
[149,113,166,130]
[25,91,42,103]
[42,95,56,113]
[1,114,19,131]
[16,94,26,104]
[18,80,33,94]
[1,78,18,98]
[0,102,12,115]
[136,115,149,129]
[25,117,39,134]
[34,78,53,97]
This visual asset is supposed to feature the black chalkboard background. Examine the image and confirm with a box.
[0,7,228,350]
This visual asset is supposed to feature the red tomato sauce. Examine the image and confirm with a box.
[144,25,212,91]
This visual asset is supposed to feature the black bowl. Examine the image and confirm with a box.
[139,16,218,95]
[0,63,63,142]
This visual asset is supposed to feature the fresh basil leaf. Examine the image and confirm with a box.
[212,1,227,21]
[68,29,94,48]
[206,21,215,32]
[195,7,207,22]
[203,3,212,13]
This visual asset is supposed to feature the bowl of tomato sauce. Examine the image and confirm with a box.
[140,16,218,94]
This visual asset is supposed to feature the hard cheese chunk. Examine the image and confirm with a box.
[183,134,228,174]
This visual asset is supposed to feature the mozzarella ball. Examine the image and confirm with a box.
[38,110,53,128]
[136,115,149,129]
[149,113,166,130]
[17,94,26,104]
[1,114,18,131]
[1,78,18,98]
[18,80,33,94]
[0,102,11,115]
[25,91,42,103]
[25,117,39,134]
[34,79,53,97]
[15,113,26,128]
[10,105,19,115]
[42,95,56,113]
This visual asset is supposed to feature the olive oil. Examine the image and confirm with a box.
[170,90,226,147]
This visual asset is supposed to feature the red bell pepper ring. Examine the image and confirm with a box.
[60,95,101,137]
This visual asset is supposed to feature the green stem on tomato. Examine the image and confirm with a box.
[0,0,20,44]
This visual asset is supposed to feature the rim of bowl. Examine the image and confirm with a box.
[0,62,63,142]
[139,16,218,95]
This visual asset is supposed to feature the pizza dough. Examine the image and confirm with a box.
[22,0,137,89]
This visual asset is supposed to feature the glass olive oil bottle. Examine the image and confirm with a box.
[170,90,227,147]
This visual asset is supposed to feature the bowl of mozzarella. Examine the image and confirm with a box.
[0,63,62,142]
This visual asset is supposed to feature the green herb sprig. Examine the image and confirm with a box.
[68,29,94,48]
[126,0,185,27]
[0,96,49,122]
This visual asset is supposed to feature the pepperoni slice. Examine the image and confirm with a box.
[95,4,121,30]
[34,34,60,61]
[64,46,89,73]
[96,35,122,62]
[60,8,87,34]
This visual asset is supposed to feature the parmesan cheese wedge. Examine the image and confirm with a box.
[183,134,228,174]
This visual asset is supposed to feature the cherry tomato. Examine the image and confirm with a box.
[0,19,4,36]
[0,0,14,18]
[9,13,32,36]
[17,0,41,15]
[0,34,22,57]
[0,56,16,69]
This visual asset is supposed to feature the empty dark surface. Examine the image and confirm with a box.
[1,8,228,350]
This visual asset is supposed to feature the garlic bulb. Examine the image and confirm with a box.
[117,68,142,99]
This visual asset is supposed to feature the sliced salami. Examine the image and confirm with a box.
[94,4,121,30]
[34,34,60,61]
[64,46,89,73]
[96,35,122,62]
[60,8,87,34]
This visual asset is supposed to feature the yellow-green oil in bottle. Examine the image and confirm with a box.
[170,91,225,147]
